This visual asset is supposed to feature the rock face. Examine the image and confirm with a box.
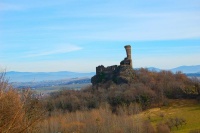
[91,45,135,85]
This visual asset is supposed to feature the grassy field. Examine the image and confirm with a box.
[138,99,200,133]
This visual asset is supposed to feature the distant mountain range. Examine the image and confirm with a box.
[6,71,95,82]
[5,65,200,82]
[170,65,200,73]
[137,65,200,73]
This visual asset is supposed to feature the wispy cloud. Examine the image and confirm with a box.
[26,44,82,57]
[1,1,199,41]
[39,10,199,41]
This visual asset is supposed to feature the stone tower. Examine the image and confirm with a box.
[120,45,132,67]
[125,45,131,60]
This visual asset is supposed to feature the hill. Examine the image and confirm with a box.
[186,72,200,77]
[170,65,200,73]
[140,65,200,74]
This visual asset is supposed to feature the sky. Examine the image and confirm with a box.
[0,0,200,72]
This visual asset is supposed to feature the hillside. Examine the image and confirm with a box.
[139,99,200,133]
[1,66,200,133]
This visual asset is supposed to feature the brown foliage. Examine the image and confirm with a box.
[156,122,170,133]
[44,69,198,114]
[37,105,147,133]
[142,120,155,133]
[0,72,45,133]
[165,117,186,130]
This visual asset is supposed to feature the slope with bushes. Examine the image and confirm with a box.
[1,68,200,132]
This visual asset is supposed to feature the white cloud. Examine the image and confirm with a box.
[26,44,82,57]
[1,1,199,41]
[60,11,200,41]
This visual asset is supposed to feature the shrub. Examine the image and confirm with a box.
[165,117,186,130]
[0,72,45,133]
[156,122,170,133]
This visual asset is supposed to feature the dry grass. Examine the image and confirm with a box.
[0,72,44,133]
[38,104,146,133]
[37,99,200,133]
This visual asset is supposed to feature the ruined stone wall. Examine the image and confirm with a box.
[96,65,118,74]
[92,45,134,85]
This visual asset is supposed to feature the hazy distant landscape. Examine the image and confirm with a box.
[4,65,199,99]
[6,71,95,82]
[6,65,200,82]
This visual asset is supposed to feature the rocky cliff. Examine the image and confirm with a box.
[91,45,135,86]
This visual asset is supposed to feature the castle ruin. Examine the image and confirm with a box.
[92,45,135,85]
[96,45,132,75]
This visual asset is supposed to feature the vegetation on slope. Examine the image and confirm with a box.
[33,100,200,133]
[140,99,200,133]
[44,68,200,114]
[1,68,200,132]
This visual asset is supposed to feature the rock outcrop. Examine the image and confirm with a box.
[91,45,135,85]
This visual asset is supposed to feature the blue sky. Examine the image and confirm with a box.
[0,0,200,72]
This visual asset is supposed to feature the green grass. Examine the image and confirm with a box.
[139,99,200,133]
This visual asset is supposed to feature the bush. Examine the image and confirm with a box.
[37,106,145,133]
[156,122,170,133]
[142,120,155,133]
[165,117,186,130]
[0,72,45,132]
